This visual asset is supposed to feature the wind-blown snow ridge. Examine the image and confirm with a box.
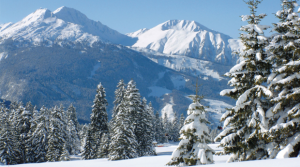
[0,7,136,46]
[128,20,241,65]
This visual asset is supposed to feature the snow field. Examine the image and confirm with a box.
[8,143,300,167]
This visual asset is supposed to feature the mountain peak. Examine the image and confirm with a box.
[21,8,52,23]
[159,20,210,32]
[53,6,89,26]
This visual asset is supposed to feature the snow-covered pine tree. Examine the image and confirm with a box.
[79,124,89,152]
[170,112,180,142]
[214,0,272,162]
[89,83,109,159]
[136,98,156,156]
[108,94,139,160]
[81,126,96,160]
[109,79,126,144]
[266,0,300,158]
[167,87,214,166]
[0,107,20,165]
[46,106,68,162]
[112,79,126,119]
[147,102,156,143]
[154,111,165,143]
[121,80,143,156]
[28,106,49,163]
[66,104,80,155]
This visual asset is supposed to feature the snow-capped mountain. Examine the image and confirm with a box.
[0,7,238,127]
[128,20,241,65]
[0,7,136,46]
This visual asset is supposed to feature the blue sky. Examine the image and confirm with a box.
[0,0,281,39]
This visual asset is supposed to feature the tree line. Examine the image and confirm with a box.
[0,79,186,165]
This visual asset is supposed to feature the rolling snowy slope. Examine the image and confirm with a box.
[0,7,136,46]
[127,20,241,65]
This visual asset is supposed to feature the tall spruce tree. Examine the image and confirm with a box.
[170,112,180,142]
[66,104,80,155]
[108,94,139,160]
[79,124,89,152]
[167,88,214,166]
[266,0,300,158]
[112,79,126,119]
[137,98,156,156]
[46,106,68,162]
[81,126,96,160]
[0,107,20,165]
[28,106,49,163]
[83,83,109,159]
[154,111,165,143]
[109,79,126,143]
[215,0,272,162]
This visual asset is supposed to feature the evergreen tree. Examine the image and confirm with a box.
[112,79,126,119]
[66,104,80,155]
[83,83,109,159]
[167,90,214,166]
[147,102,156,142]
[170,112,180,142]
[109,79,126,147]
[266,0,300,158]
[154,111,165,143]
[46,106,68,161]
[123,80,143,155]
[28,106,50,163]
[215,0,272,162]
[0,107,20,165]
[81,126,96,160]
[79,124,89,152]
[108,96,138,160]
[137,98,156,156]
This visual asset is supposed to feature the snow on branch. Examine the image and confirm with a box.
[276,133,300,158]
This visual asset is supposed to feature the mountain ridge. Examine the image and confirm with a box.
[128,19,240,65]
[0,7,136,46]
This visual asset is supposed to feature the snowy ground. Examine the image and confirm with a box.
[4,143,300,167]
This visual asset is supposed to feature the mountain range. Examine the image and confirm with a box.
[0,6,242,127]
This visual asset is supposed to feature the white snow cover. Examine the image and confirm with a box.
[0,7,134,46]
[5,143,300,167]
[132,47,226,80]
[128,20,239,65]
[161,103,175,122]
